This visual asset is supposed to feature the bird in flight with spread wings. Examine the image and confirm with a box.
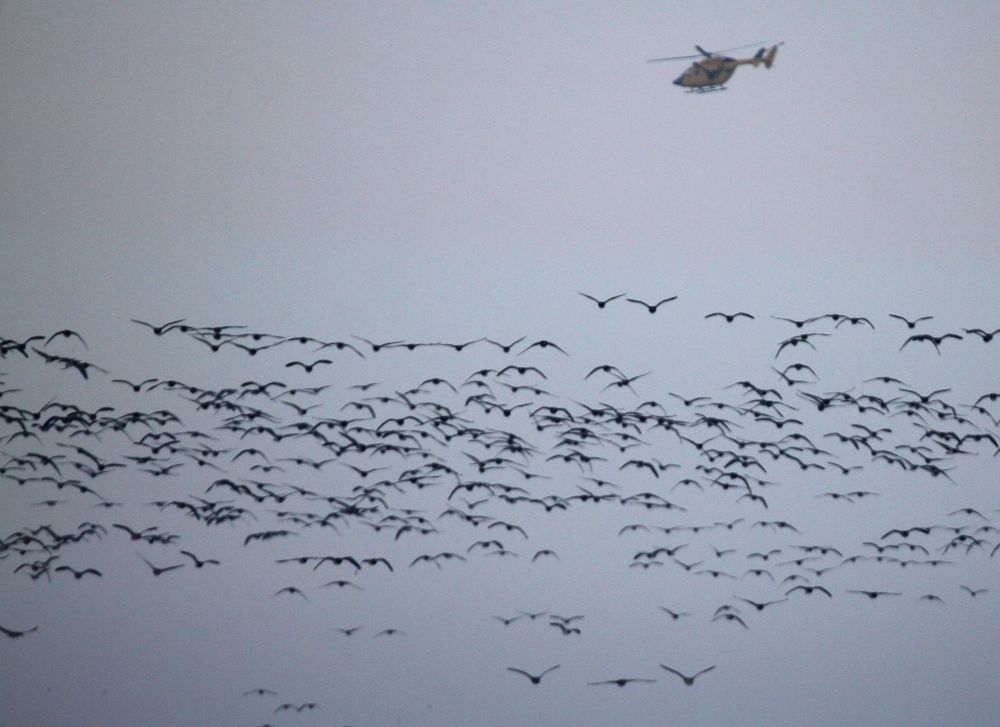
[659,664,716,685]
[507,665,560,684]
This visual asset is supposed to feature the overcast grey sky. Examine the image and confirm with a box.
[2,3,999,726]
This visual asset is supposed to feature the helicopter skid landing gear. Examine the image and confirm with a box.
[688,85,726,93]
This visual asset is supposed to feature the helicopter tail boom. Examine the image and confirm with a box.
[734,44,780,71]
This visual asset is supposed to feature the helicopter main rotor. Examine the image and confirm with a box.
[647,42,766,63]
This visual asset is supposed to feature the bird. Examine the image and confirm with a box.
[658,606,693,620]
[136,553,184,576]
[519,339,568,356]
[588,677,657,687]
[517,610,548,620]
[179,551,220,568]
[705,311,754,322]
[786,585,833,598]
[321,580,362,590]
[834,316,875,329]
[484,336,526,353]
[43,329,89,349]
[0,624,39,638]
[579,292,625,309]
[775,333,829,358]
[130,318,188,336]
[531,549,559,562]
[284,359,333,373]
[111,377,159,392]
[889,314,933,328]
[963,327,1000,342]
[847,590,902,599]
[584,364,626,380]
[734,596,787,611]
[626,296,677,313]
[274,586,309,600]
[771,315,818,327]
[710,612,748,628]
[350,336,403,353]
[659,664,716,685]
[507,665,560,684]
[601,371,650,395]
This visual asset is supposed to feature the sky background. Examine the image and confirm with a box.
[2,2,999,726]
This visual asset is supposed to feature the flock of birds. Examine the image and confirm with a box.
[2,294,999,724]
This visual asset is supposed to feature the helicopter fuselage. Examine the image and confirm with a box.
[673,57,738,90]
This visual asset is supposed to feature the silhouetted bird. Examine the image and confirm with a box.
[507,665,560,684]
[180,551,219,568]
[705,312,754,322]
[588,677,657,687]
[579,292,625,309]
[659,664,715,685]
[626,296,677,313]
[136,553,184,576]
[0,624,39,638]
[889,314,932,328]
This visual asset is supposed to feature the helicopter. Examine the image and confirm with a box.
[649,42,783,92]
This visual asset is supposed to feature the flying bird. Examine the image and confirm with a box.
[587,677,657,687]
[626,296,677,313]
[659,664,716,685]
[847,590,902,599]
[136,553,184,576]
[659,606,693,620]
[889,314,933,328]
[0,624,39,638]
[43,329,88,349]
[579,292,626,309]
[705,312,754,322]
[519,339,568,356]
[179,551,220,568]
[507,665,560,684]
[130,318,188,336]
[959,327,998,343]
